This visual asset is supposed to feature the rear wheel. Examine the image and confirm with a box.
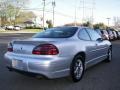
[70,55,85,82]
[105,47,112,62]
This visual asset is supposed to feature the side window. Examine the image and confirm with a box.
[78,29,91,40]
[86,29,101,41]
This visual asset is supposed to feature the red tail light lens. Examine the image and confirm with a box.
[8,43,13,52]
[32,44,59,55]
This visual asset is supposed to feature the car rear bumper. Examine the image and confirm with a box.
[4,52,72,79]
[6,66,51,78]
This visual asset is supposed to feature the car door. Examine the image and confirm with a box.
[78,28,98,63]
[86,29,108,61]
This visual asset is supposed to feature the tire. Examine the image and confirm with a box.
[105,47,112,62]
[70,55,85,82]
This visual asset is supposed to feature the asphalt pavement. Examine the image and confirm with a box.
[0,33,120,90]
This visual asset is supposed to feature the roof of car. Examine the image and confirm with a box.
[55,26,91,29]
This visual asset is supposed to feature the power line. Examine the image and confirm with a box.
[22,1,90,25]
[22,8,81,19]
[79,0,95,24]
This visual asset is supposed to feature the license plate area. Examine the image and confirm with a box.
[12,60,23,70]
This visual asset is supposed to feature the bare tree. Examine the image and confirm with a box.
[0,0,29,26]
[11,0,29,25]
[16,11,36,24]
[0,0,9,26]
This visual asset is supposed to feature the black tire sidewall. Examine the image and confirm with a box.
[70,55,85,82]
[105,47,112,62]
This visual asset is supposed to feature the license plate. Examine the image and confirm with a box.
[12,60,23,70]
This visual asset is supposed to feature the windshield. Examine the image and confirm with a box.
[33,27,78,38]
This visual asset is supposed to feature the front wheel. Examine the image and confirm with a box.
[105,47,112,62]
[70,55,85,82]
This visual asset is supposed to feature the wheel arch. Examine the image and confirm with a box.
[110,45,112,48]
[74,52,86,63]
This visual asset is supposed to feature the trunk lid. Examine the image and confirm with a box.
[12,38,67,54]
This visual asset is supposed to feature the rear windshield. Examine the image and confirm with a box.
[33,27,78,38]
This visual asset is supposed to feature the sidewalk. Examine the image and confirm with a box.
[0,29,41,33]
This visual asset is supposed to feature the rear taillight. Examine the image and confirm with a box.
[32,44,59,55]
[8,43,13,52]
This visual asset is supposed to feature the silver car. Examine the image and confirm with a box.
[4,26,112,82]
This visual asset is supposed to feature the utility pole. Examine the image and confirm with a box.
[82,0,85,23]
[106,18,110,27]
[74,1,77,26]
[91,0,95,25]
[42,0,45,30]
[52,0,56,27]
[79,0,96,25]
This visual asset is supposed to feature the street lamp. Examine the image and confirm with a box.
[106,18,110,27]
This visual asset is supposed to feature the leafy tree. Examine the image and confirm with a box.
[82,21,92,27]
[64,23,81,26]
[46,20,53,28]
[93,23,107,29]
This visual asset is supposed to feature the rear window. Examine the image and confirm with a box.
[33,27,78,38]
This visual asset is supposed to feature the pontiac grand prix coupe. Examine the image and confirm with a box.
[4,26,112,82]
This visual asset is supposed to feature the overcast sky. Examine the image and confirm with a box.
[29,0,120,26]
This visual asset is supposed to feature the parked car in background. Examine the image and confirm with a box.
[106,29,114,41]
[5,26,14,30]
[118,31,120,39]
[4,26,112,82]
[14,26,21,31]
[102,30,109,40]
[115,31,119,40]
[112,31,117,40]
[95,29,109,40]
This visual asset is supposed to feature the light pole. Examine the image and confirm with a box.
[42,0,45,30]
[52,0,56,27]
[106,18,110,27]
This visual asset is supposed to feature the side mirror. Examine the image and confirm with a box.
[97,38,103,42]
